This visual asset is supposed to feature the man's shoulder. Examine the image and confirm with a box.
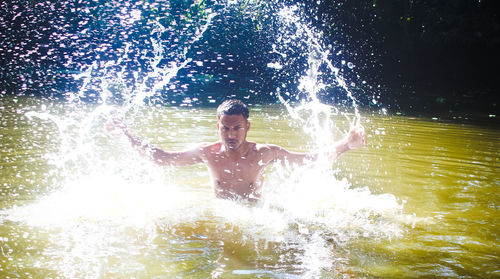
[254,142,281,151]
[252,143,284,157]
[197,141,222,153]
[248,142,286,163]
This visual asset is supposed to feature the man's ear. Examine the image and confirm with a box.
[217,122,220,130]
[246,121,251,131]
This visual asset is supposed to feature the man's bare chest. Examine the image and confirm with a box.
[206,155,264,179]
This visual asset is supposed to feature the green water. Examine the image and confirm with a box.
[1,97,499,278]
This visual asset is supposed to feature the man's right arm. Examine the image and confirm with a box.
[124,130,204,166]
[106,119,203,166]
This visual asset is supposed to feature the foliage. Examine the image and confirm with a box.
[1,0,498,113]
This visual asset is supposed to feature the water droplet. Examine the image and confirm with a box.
[267,62,282,70]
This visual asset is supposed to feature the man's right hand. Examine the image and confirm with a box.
[105,118,126,137]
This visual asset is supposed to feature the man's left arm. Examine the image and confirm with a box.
[264,125,366,165]
[332,125,366,159]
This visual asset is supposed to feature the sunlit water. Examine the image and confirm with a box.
[1,97,499,278]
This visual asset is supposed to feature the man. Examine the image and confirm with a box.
[107,99,366,201]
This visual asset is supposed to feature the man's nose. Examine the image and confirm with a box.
[228,130,236,138]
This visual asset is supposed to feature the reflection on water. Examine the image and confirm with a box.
[1,97,499,278]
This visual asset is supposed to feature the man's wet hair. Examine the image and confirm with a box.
[216,99,249,119]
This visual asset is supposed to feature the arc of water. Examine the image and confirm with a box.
[273,4,364,161]
[70,61,97,104]
[277,5,361,126]
[130,12,217,108]
[68,10,216,111]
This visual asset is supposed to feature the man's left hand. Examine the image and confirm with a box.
[347,126,366,150]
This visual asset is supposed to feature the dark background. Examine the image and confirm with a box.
[1,0,499,117]
[301,0,500,116]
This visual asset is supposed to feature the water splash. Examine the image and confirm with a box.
[130,11,217,107]
[271,4,363,164]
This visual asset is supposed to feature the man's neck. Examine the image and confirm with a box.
[223,141,249,158]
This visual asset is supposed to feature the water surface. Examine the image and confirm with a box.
[1,97,499,278]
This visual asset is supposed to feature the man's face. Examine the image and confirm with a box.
[217,114,250,151]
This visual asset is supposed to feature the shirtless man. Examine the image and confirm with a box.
[107,99,366,201]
